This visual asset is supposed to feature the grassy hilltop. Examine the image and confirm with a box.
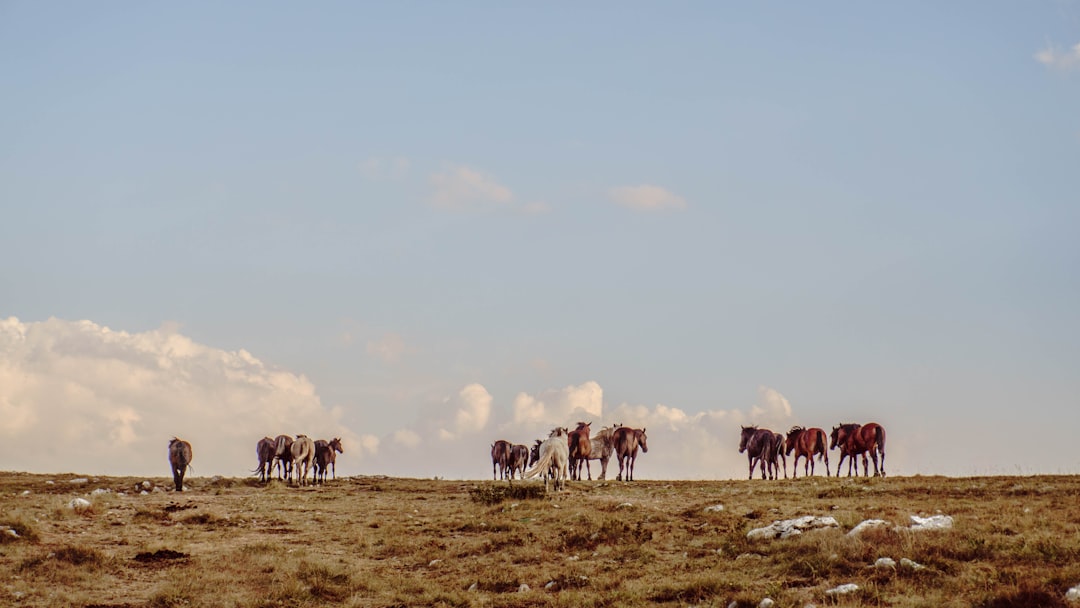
[1,472,1079,607]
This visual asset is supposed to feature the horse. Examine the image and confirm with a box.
[529,439,543,467]
[612,426,648,481]
[581,425,616,480]
[523,427,570,491]
[785,426,830,478]
[168,437,193,492]
[290,434,316,486]
[739,425,779,480]
[273,434,294,481]
[506,444,530,480]
[491,440,512,480]
[314,437,344,484]
[253,436,276,482]
[831,422,887,477]
[770,431,788,480]
[567,421,592,481]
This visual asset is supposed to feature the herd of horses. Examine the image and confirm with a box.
[739,422,887,480]
[491,422,649,491]
[253,434,344,486]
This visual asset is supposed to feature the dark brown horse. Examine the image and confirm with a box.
[491,440,512,480]
[506,444,530,480]
[314,437,344,483]
[254,436,275,482]
[612,426,648,481]
[273,434,294,481]
[739,425,779,480]
[830,422,887,477]
[567,421,592,481]
[785,426,830,478]
[168,437,193,492]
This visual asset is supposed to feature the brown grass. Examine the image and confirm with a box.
[0,472,1079,606]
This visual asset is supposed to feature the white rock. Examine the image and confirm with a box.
[759,598,775,608]
[728,602,739,608]
[1066,586,1080,603]
[909,514,953,531]
[69,478,89,485]
[825,583,859,595]
[518,584,530,593]
[67,498,92,511]
[900,558,926,570]
[5,528,18,538]
[141,481,152,490]
[140,490,149,495]
[46,480,55,485]
[617,502,633,509]
[704,504,725,513]
[847,519,890,536]
[20,490,30,496]
[428,559,441,567]
[152,486,165,493]
[545,581,558,590]
[747,516,839,540]
[467,583,478,592]
[12,591,26,600]
[874,557,897,569]
[91,488,111,496]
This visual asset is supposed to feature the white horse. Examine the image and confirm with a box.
[290,434,316,486]
[582,425,617,480]
[523,427,570,491]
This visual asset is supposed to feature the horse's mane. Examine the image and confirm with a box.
[788,426,805,434]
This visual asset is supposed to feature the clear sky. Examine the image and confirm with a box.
[2,2,1078,479]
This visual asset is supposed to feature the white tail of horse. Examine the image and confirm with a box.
[523,428,569,491]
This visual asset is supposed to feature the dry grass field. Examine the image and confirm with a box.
[2,471,1080,607]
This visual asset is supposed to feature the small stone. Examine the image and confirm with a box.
[1066,586,1080,603]
[91,488,111,496]
[704,504,725,513]
[467,583,478,592]
[518,584,530,593]
[5,528,18,538]
[825,583,859,595]
[900,558,926,570]
[759,598,775,608]
[874,557,897,569]
[67,498,92,511]
[141,481,152,490]
[20,490,30,496]
[69,478,89,485]
[428,559,441,567]
[617,502,633,509]
[545,581,557,590]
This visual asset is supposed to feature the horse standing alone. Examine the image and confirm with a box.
[831,422,887,477]
[168,437,193,492]
[612,426,648,481]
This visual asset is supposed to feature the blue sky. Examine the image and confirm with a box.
[2,3,1078,478]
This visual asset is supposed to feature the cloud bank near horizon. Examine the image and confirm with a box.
[1,317,803,480]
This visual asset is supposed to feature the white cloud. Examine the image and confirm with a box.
[512,381,603,427]
[393,429,421,448]
[366,332,407,363]
[429,165,514,211]
[0,317,365,476]
[1035,42,1080,69]
[608,184,687,211]
[443,383,492,438]
[360,156,410,180]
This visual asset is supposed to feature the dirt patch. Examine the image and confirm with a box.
[133,549,188,563]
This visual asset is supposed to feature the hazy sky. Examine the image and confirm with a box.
[2,3,1078,480]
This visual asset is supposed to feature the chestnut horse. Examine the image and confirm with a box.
[613,426,648,481]
[739,425,779,480]
[314,437,344,483]
[168,437,193,492]
[830,422,887,477]
[491,440,512,480]
[568,421,593,481]
[785,426,830,478]
[253,436,275,482]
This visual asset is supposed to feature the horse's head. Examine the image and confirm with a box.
[830,425,847,450]
[330,438,344,454]
[637,428,648,453]
[739,425,757,453]
[530,440,542,466]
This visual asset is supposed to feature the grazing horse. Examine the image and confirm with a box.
[831,422,887,477]
[739,425,779,480]
[273,434,294,481]
[314,438,344,484]
[506,444,530,480]
[491,440,512,480]
[785,426,830,478]
[290,434,316,485]
[582,425,617,480]
[523,427,570,491]
[168,437,193,492]
[613,426,648,481]
[253,436,276,482]
[567,421,593,481]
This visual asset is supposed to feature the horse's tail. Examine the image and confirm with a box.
[814,430,826,459]
[523,450,553,479]
[876,425,886,472]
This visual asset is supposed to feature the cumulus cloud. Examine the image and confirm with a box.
[366,332,407,363]
[429,165,514,211]
[511,381,604,427]
[0,317,372,476]
[441,383,493,439]
[608,184,687,211]
[360,156,410,180]
[1035,42,1080,69]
